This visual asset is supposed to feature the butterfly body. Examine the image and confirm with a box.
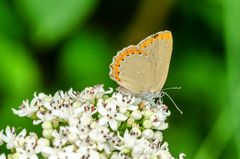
[109,31,173,97]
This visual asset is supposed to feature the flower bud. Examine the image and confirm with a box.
[143,120,152,129]
[124,111,131,117]
[42,121,52,129]
[131,127,141,137]
[142,129,154,139]
[127,118,135,127]
[154,131,163,142]
[122,148,131,154]
[144,110,153,119]
[42,129,53,139]
[131,110,142,120]
[98,143,104,151]
[52,119,60,128]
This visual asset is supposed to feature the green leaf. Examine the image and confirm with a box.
[15,0,98,45]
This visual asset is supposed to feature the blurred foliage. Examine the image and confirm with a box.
[0,0,240,158]
[15,0,98,45]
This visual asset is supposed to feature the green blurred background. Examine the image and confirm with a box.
[0,0,240,158]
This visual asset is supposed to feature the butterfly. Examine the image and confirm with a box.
[109,30,173,99]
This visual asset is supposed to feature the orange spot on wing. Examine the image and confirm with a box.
[112,47,143,81]
[162,31,171,40]
[139,38,154,48]
[139,31,172,48]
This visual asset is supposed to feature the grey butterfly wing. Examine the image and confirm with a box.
[109,46,156,95]
[138,31,173,92]
[109,31,173,95]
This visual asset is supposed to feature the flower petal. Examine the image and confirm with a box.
[97,102,108,116]
[128,105,138,111]
[98,117,108,126]
[106,102,116,112]
[109,119,117,131]
[115,113,128,121]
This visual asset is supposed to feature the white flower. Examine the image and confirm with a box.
[41,138,71,158]
[1,86,185,158]
[89,126,112,153]
[51,126,69,144]
[79,85,113,103]
[156,142,174,159]
[33,110,55,125]
[12,99,38,117]
[80,103,97,115]
[68,118,90,140]
[89,126,109,143]
[58,146,77,159]
[51,106,75,120]
[152,131,163,143]
[36,138,50,153]
[119,129,137,149]
[150,108,170,130]
[47,92,75,120]
[0,126,26,149]
[41,145,76,159]
[97,99,127,131]
[16,133,39,159]
[131,138,150,159]
[76,147,100,159]
[67,88,77,99]
[40,93,53,110]
[113,93,138,113]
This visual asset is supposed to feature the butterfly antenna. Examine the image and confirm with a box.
[162,91,183,114]
[163,86,182,91]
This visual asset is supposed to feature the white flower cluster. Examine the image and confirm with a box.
[0,84,185,159]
